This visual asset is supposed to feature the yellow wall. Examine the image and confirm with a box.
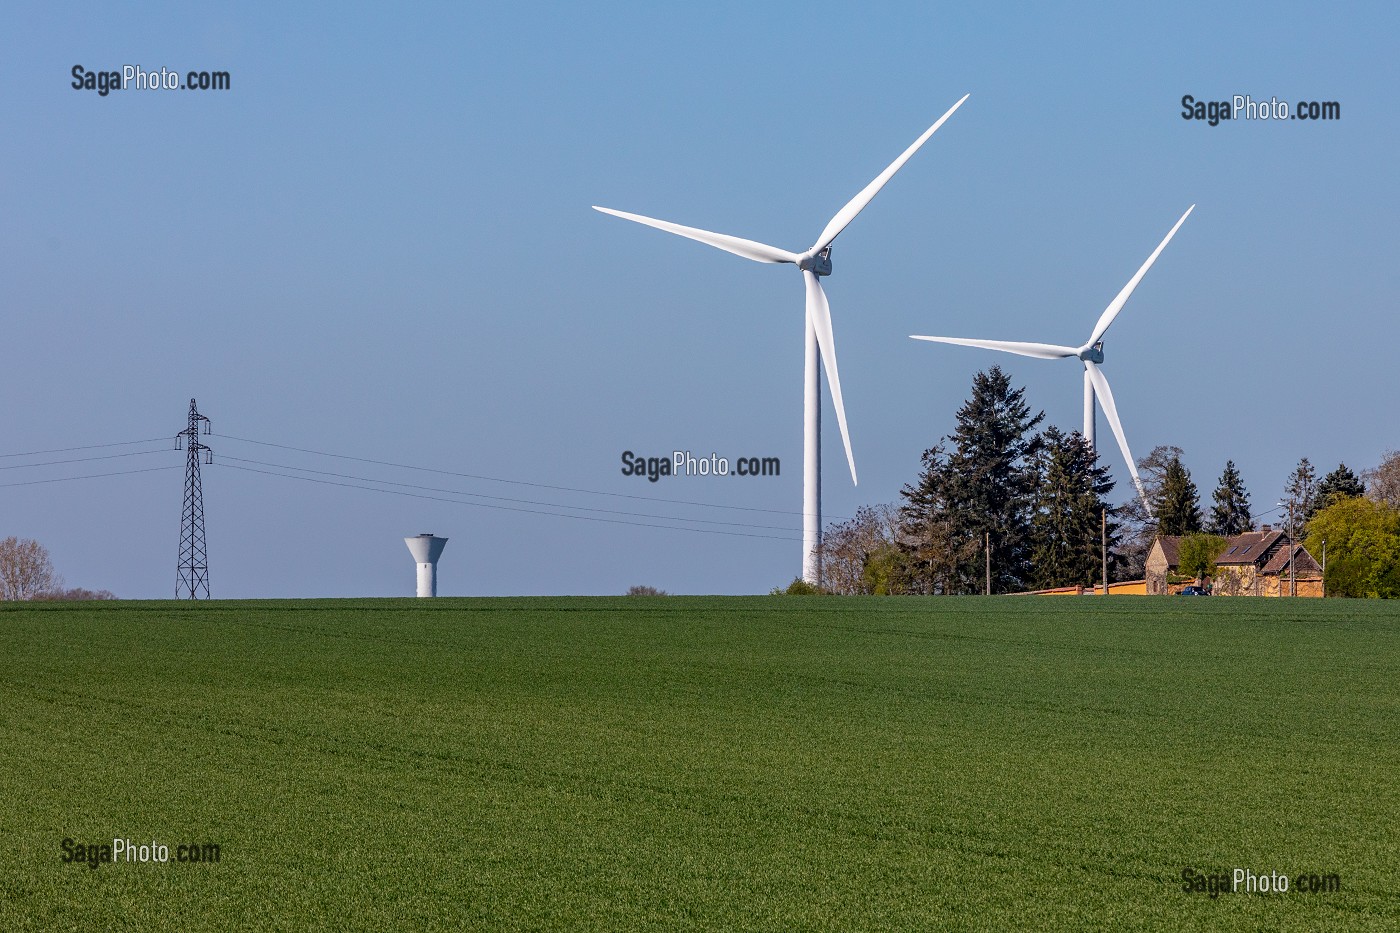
[1035,580,1147,596]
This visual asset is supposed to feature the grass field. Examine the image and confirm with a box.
[2,596,1398,931]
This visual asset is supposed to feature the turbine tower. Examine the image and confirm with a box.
[595,94,968,584]
[911,205,1194,512]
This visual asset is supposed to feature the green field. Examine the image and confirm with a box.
[2,596,1397,931]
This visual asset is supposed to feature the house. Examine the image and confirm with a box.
[1144,536,1182,595]
[1145,528,1324,597]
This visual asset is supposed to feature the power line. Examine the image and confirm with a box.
[218,454,802,533]
[0,428,846,539]
[216,433,846,522]
[0,448,170,471]
[0,436,170,458]
[221,462,801,542]
[0,465,180,488]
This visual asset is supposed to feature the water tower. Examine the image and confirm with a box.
[404,534,448,597]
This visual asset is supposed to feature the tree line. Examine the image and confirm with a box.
[796,367,1400,597]
[0,537,116,601]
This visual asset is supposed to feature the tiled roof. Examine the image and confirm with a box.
[1216,530,1285,566]
[1262,545,1322,575]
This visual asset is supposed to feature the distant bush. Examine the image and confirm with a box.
[769,577,827,596]
[32,588,118,602]
[625,585,668,596]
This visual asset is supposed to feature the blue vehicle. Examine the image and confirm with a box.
[1179,586,1210,596]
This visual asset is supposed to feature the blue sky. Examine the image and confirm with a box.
[4,2,1396,597]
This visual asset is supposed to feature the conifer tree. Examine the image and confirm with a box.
[897,445,971,595]
[1283,457,1318,534]
[900,367,1043,593]
[1207,460,1253,537]
[1315,463,1365,515]
[1029,427,1118,590]
[1153,454,1202,536]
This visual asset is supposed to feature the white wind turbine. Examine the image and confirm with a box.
[911,205,1194,511]
[595,94,969,584]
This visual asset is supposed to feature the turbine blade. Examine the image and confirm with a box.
[909,335,1077,360]
[804,271,857,485]
[1084,361,1150,512]
[592,206,800,264]
[810,94,969,252]
[1087,205,1195,347]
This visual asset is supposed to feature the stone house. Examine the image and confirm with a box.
[1145,528,1324,597]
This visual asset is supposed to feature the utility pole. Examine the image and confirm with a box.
[1322,539,1327,598]
[1288,500,1296,597]
[1101,508,1108,596]
[176,398,213,599]
[984,531,991,596]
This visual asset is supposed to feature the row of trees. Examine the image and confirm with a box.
[816,368,1117,595]
[0,537,115,601]
[807,368,1400,597]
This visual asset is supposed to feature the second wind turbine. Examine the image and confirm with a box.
[911,205,1195,512]
[595,94,969,584]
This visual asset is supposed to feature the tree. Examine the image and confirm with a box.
[1177,533,1228,585]
[817,504,907,596]
[1153,454,1203,536]
[1304,497,1400,598]
[0,537,60,601]
[860,543,907,596]
[1028,427,1118,590]
[1114,445,1186,579]
[1362,450,1400,508]
[898,444,979,595]
[769,577,826,596]
[901,367,1044,594]
[625,585,668,596]
[1207,460,1253,537]
[1315,463,1365,516]
[1283,457,1318,533]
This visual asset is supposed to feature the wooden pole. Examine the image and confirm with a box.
[1289,502,1296,597]
[1101,508,1108,595]
[985,531,991,596]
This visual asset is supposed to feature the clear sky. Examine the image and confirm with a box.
[4,2,1397,597]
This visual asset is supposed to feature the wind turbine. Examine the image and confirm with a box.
[911,205,1194,511]
[595,94,969,584]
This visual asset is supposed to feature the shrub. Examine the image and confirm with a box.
[769,577,826,596]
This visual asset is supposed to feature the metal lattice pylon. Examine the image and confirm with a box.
[176,398,213,599]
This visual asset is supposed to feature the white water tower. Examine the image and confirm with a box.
[404,534,448,597]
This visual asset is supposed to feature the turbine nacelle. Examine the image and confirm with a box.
[1078,341,1105,364]
[798,247,833,277]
